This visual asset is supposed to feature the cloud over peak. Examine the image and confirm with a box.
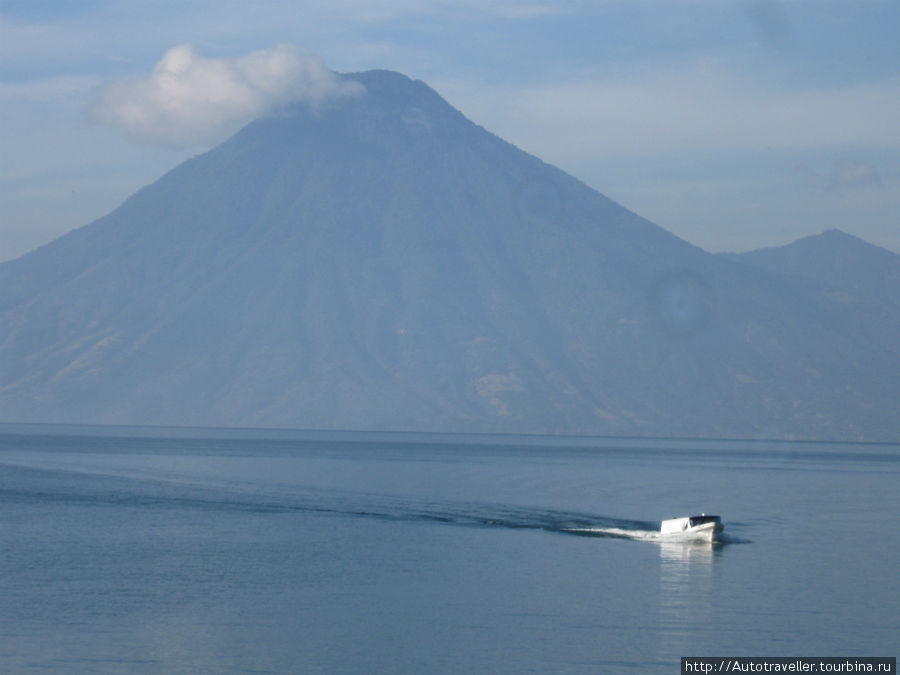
[91,44,361,146]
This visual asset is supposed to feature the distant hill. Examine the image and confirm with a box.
[724,229,900,308]
[1,70,897,440]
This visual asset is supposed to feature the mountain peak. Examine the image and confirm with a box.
[346,68,418,90]
[799,228,877,250]
[225,68,468,156]
[343,69,445,107]
[728,229,899,308]
[820,228,856,239]
[750,228,896,261]
[345,69,464,122]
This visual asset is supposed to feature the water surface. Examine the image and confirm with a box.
[1,425,897,672]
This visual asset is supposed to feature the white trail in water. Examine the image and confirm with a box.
[564,526,663,541]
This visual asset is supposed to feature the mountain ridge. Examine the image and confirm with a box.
[1,70,897,440]
[724,229,900,308]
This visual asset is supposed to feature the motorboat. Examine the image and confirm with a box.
[659,514,723,542]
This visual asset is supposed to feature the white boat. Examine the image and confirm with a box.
[659,514,723,542]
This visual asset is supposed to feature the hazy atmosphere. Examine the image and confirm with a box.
[1,3,898,672]
[3,0,900,262]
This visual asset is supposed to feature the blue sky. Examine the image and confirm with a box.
[2,0,899,262]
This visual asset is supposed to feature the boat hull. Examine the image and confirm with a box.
[658,522,721,543]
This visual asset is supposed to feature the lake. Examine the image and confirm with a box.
[1,425,897,673]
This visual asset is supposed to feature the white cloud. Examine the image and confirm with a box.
[795,158,887,196]
[91,44,362,146]
[825,158,883,192]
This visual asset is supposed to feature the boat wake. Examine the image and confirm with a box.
[1,458,745,545]
[563,525,664,541]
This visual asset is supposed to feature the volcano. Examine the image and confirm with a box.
[1,70,897,440]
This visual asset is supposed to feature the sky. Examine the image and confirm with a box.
[1,0,899,262]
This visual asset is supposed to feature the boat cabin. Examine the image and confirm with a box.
[660,514,721,534]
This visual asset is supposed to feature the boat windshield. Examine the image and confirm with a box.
[689,515,720,527]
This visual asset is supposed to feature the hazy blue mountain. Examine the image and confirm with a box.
[725,229,900,308]
[1,70,897,440]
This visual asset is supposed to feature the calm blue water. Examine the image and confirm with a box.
[0,425,897,673]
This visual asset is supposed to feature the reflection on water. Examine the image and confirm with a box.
[658,541,720,660]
